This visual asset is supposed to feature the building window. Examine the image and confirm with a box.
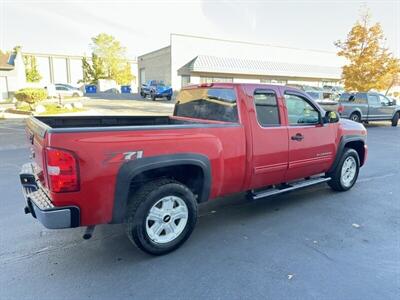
[200,77,233,83]
[254,90,280,126]
[181,75,191,87]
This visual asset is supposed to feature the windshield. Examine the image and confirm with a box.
[174,88,238,122]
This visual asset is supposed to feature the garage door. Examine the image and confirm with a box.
[0,76,8,101]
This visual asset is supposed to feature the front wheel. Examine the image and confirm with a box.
[392,112,399,127]
[328,148,360,191]
[151,92,156,101]
[125,178,198,255]
[166,95,172,101]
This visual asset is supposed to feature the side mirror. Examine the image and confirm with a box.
[390,99,397,106]
[324,110,339,123]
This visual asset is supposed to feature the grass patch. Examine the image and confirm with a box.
[16,104,31,112]
[37,104,84,115]
[12,103,85,115]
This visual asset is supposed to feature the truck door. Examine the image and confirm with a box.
[367,94,381,119]
[378,94,395,119]
[249,87,289,189]
[284,91,336,182]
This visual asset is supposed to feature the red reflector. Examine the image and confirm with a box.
[45,147,79,193]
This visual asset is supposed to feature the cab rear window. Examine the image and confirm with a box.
[339,93,367,104]
[174,88,238,122]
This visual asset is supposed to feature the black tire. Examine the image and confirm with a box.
[72,92,79,97]
[125,178,198,255]
[140,91,145,98]
[166,95,172,101]
[349,112,361,123]
[151,92,156,101]
[327,148,360,192]
[391,112,399,127]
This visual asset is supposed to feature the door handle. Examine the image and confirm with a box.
[291,133,304,141]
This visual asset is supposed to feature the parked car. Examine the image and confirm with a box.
[316,99,339,112]
[20,83,367,255]
[54,84,83,97]
[338,92,400,126]
[286,84,324,100]
[286,84,337,110]
[140,80,173,100]
[323,85,345,100]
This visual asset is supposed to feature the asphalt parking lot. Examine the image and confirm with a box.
[0,119,399,299]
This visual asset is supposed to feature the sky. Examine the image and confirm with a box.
[1,0,399,59]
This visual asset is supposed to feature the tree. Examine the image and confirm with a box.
[81,56,93,84]
[114,62,134,85]
[80,54,107,84]
[23,55,42,83]
[90,33,134,84]
[335,11,400,92]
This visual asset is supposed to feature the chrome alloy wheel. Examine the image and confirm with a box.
[340,156,357,188]
[145,196,188,244]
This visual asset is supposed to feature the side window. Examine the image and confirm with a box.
[354,93,367,104]
[368,94,380,105]
[284,94,320,125]
[379,95,390,106]
[254,90,280,126]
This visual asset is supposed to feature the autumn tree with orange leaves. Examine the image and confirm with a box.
[335,11,400,93]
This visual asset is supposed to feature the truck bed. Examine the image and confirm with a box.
[27,115,238,138]
[35,115,194,128]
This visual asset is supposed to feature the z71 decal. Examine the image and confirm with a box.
[105,151,144,164]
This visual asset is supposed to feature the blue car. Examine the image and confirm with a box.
[140,80,173,101]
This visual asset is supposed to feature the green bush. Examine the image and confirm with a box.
[15,88,47,110]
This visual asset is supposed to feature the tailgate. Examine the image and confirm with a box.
[25,117,50,186]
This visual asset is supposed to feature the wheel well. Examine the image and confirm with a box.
[128,164,205,203]
[345,140,365,166]
[350,111,361,117]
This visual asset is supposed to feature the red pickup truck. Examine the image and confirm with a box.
[20,83,367,255]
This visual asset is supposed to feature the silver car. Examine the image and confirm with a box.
[54,84,83,97]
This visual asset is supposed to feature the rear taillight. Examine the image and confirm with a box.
[338,104,344,113]
[45,147,79,193]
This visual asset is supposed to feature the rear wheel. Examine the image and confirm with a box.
[391,112,399,127]
[166,95,172,101]
[72,92,79,97]
[125,178,198,255]
[328,148,360,191]
[350,112,361,123]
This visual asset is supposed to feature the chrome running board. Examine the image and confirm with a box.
[251,177,331,200]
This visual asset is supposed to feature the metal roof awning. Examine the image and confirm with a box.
[178,55,341,80]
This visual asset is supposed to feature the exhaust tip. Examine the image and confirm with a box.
[83,225,95,240]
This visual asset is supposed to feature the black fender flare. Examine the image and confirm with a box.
[111,153,211,223]
[328,135,366,174]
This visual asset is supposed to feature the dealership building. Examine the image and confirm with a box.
[138,33,344,91]
[0,50,138,100]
